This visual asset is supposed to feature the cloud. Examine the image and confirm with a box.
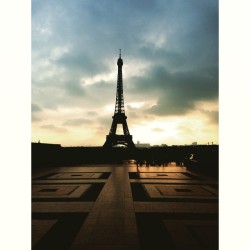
[32,103,43,122]
[128,65,218,116]
[202,110,219,124]
[40,124,68,133]
[63,118,92,126]
[151,127,165,132]
[87,111,98,116]
[32,103,42,112]
[63,79,85,97]
[32,114,42,122]
[97,116,113,129]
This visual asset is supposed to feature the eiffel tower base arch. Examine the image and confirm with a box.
[103,134,135,148]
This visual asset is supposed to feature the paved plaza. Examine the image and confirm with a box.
[32,163,218,250]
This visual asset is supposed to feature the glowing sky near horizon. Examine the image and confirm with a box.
[32,0,218,146]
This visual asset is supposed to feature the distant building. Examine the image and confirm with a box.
[192,142,198,145]
[136,141,151,148]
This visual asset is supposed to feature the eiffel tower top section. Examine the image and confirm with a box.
[115,49,125,114]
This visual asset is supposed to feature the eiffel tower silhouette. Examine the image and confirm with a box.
[103,50,135,148]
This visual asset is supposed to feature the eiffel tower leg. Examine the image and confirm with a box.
[103,139,110,147]
[109,120,117,135]
[127,138,135,148]
[122,121,130,136]
[103,135,113,147]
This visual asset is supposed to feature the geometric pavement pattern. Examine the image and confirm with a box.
[32,164,218,249]
[32,184,91,198]
[46,172,103,179]
[143,184,217,199]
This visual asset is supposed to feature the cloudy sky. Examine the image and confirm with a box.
[32,0,218,147]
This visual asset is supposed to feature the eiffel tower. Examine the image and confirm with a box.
[103,50,135,148]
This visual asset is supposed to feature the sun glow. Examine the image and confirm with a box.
[131,119,181,145]
[127,102,145,109]
[104,104,115,113]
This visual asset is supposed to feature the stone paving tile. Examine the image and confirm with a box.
[32,184,91,198]
[143,184,217,199]
[33,179,106,184]
[186,170,216,181]
[72,245,139,250]
[130,179,218,184]
[163,219,218,250]
[85,226,139,248]
[32,220,57,247]
[47,172,102,179]
[32,202,94,212]
[134,202,218,213]
[32,165,113,179]
[70,166,140,249]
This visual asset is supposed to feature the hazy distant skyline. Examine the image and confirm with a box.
[32,0,218,146]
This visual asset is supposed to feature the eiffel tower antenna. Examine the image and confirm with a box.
[103,51,135,148]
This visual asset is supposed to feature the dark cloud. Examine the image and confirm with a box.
[56,51,110,77]
[32,103,42,112]
[32,103,43,122]
[85,81,115,105]
[128,65,218,116]
[63,79,85,97]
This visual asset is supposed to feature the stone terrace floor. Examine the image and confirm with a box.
[32,163,218,250]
